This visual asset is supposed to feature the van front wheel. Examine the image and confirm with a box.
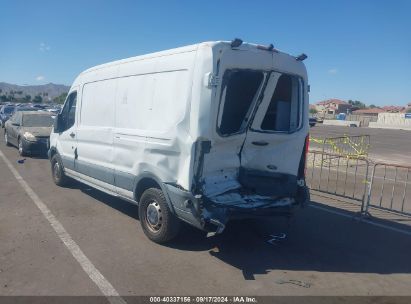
[51,154,69,186]
[139,188,180,243]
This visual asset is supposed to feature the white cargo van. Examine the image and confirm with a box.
[49,40,310,243]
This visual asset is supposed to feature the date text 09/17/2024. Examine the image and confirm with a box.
[149,296,258,303]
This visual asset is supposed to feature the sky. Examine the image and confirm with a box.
[0,0,410,106]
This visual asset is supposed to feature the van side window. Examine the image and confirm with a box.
[61,92,77,131]
[261,74,302,132]
[218,70,264,136]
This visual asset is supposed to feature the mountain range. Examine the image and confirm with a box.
[0,82,70,100]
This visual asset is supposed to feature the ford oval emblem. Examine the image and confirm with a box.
[267,164,277,170]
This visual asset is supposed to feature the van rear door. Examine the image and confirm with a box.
[201,69,306,201]
[200,70,266,198]
[239,72,306,197]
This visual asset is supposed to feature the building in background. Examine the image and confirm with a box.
[351,108,385,117]
[381,105,406,113]
[315,99,352,115]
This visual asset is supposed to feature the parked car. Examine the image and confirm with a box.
[0,105,15,128]
[45,106,61,114]
[4,111,54,156]
[49,40,310,243]
[31,105,46,111]
[309,117,317,127]
[15,106,38,112]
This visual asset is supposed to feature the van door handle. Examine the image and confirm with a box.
[69,132,75,138]
[252,141,268,146]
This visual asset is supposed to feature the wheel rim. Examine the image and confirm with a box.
[145,200,162,232]
[53,162,61,181]
[4,133,7,143]
[18,140,23,154]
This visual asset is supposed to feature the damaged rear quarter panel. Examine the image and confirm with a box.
[198,44,308,214]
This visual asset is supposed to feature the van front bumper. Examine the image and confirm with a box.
[163,183,309,234]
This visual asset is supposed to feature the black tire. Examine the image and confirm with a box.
[4,131,11,146]
[51,154,69,186]
[139,188,180,243]
[18,138,28,156]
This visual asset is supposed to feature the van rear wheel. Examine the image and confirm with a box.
[139,188,180,243]
[51,154,69,186]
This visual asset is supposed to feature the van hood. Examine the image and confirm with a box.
[20,126,53,137]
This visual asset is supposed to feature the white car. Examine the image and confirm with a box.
[49,40,310,243]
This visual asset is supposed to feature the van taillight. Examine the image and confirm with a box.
[298,134,310,179]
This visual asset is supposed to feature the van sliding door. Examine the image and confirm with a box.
[76,80,116,191]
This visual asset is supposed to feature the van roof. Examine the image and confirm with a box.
[80,41,296,76]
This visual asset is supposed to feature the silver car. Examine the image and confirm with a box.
[4,111,54,156]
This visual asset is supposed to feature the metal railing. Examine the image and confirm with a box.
[306,151,369,207]
[365,163,411,216]
[307,150,411,217]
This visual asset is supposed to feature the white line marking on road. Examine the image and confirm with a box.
[309,203,411,237]
[0,150,126,304]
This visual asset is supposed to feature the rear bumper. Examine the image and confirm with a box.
[163,183,309,233]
